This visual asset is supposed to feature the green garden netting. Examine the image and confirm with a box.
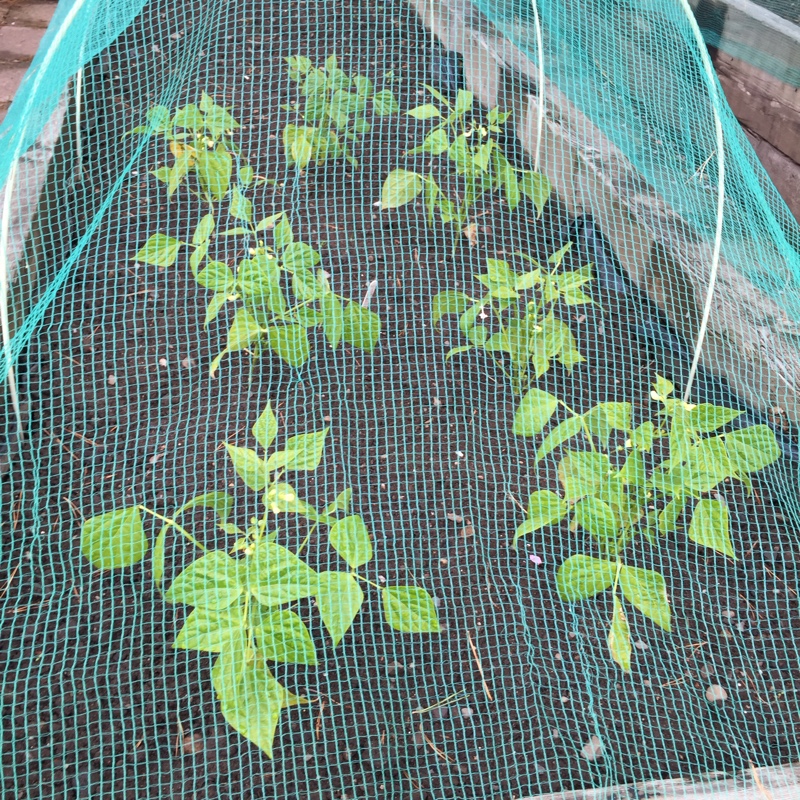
[1,0,800,798]
[695,0,800,87]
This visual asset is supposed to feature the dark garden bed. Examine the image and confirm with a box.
[2,1,800,798]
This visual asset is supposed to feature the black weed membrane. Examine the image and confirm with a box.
[1,1,799,798]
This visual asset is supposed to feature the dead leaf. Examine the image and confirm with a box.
[705,684,728,703]
[581,735,604,761]
[181,732,204,755]
[462,223,478,247]
[460,523,475,538]
[446,513,463,523]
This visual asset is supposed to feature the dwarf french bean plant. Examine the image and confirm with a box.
[512,375,781,670]
[80,402,440,758]
[127,93,255,206]
[381,87,551,251]
[197,212,381,376]
[432,244,590,395]
[282,54,399,169]
[127,97,381,375]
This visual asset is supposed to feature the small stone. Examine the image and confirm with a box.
[107,374,117,385]
[182,733,204,755]
[429,706,450,720]
[706,684,728,703]
[181,356,194,368]
[386,661,404,675]
[159,357,168,366]
[460,523,475,538]
[413,731,426,745]
[461,706,473,718]
[721,610,735,619]
[581,735,604,761]
[633,639,649,651]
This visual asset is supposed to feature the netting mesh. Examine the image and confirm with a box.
[1,0,799,798]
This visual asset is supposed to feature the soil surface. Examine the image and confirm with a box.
[2,1,800,799]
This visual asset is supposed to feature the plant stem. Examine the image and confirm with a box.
[295,523,319,557]
[353,573,382,590]
[136,506,207,551]
[243,592,256,652]
[490,356,513,381]
[557,401,598,453]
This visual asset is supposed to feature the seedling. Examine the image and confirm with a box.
[80,402,440,758]
[282,54,399,169]
[128,98,381,375]
[512,375,781,670]
[380,87,551,252]
[431,245,590,394]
